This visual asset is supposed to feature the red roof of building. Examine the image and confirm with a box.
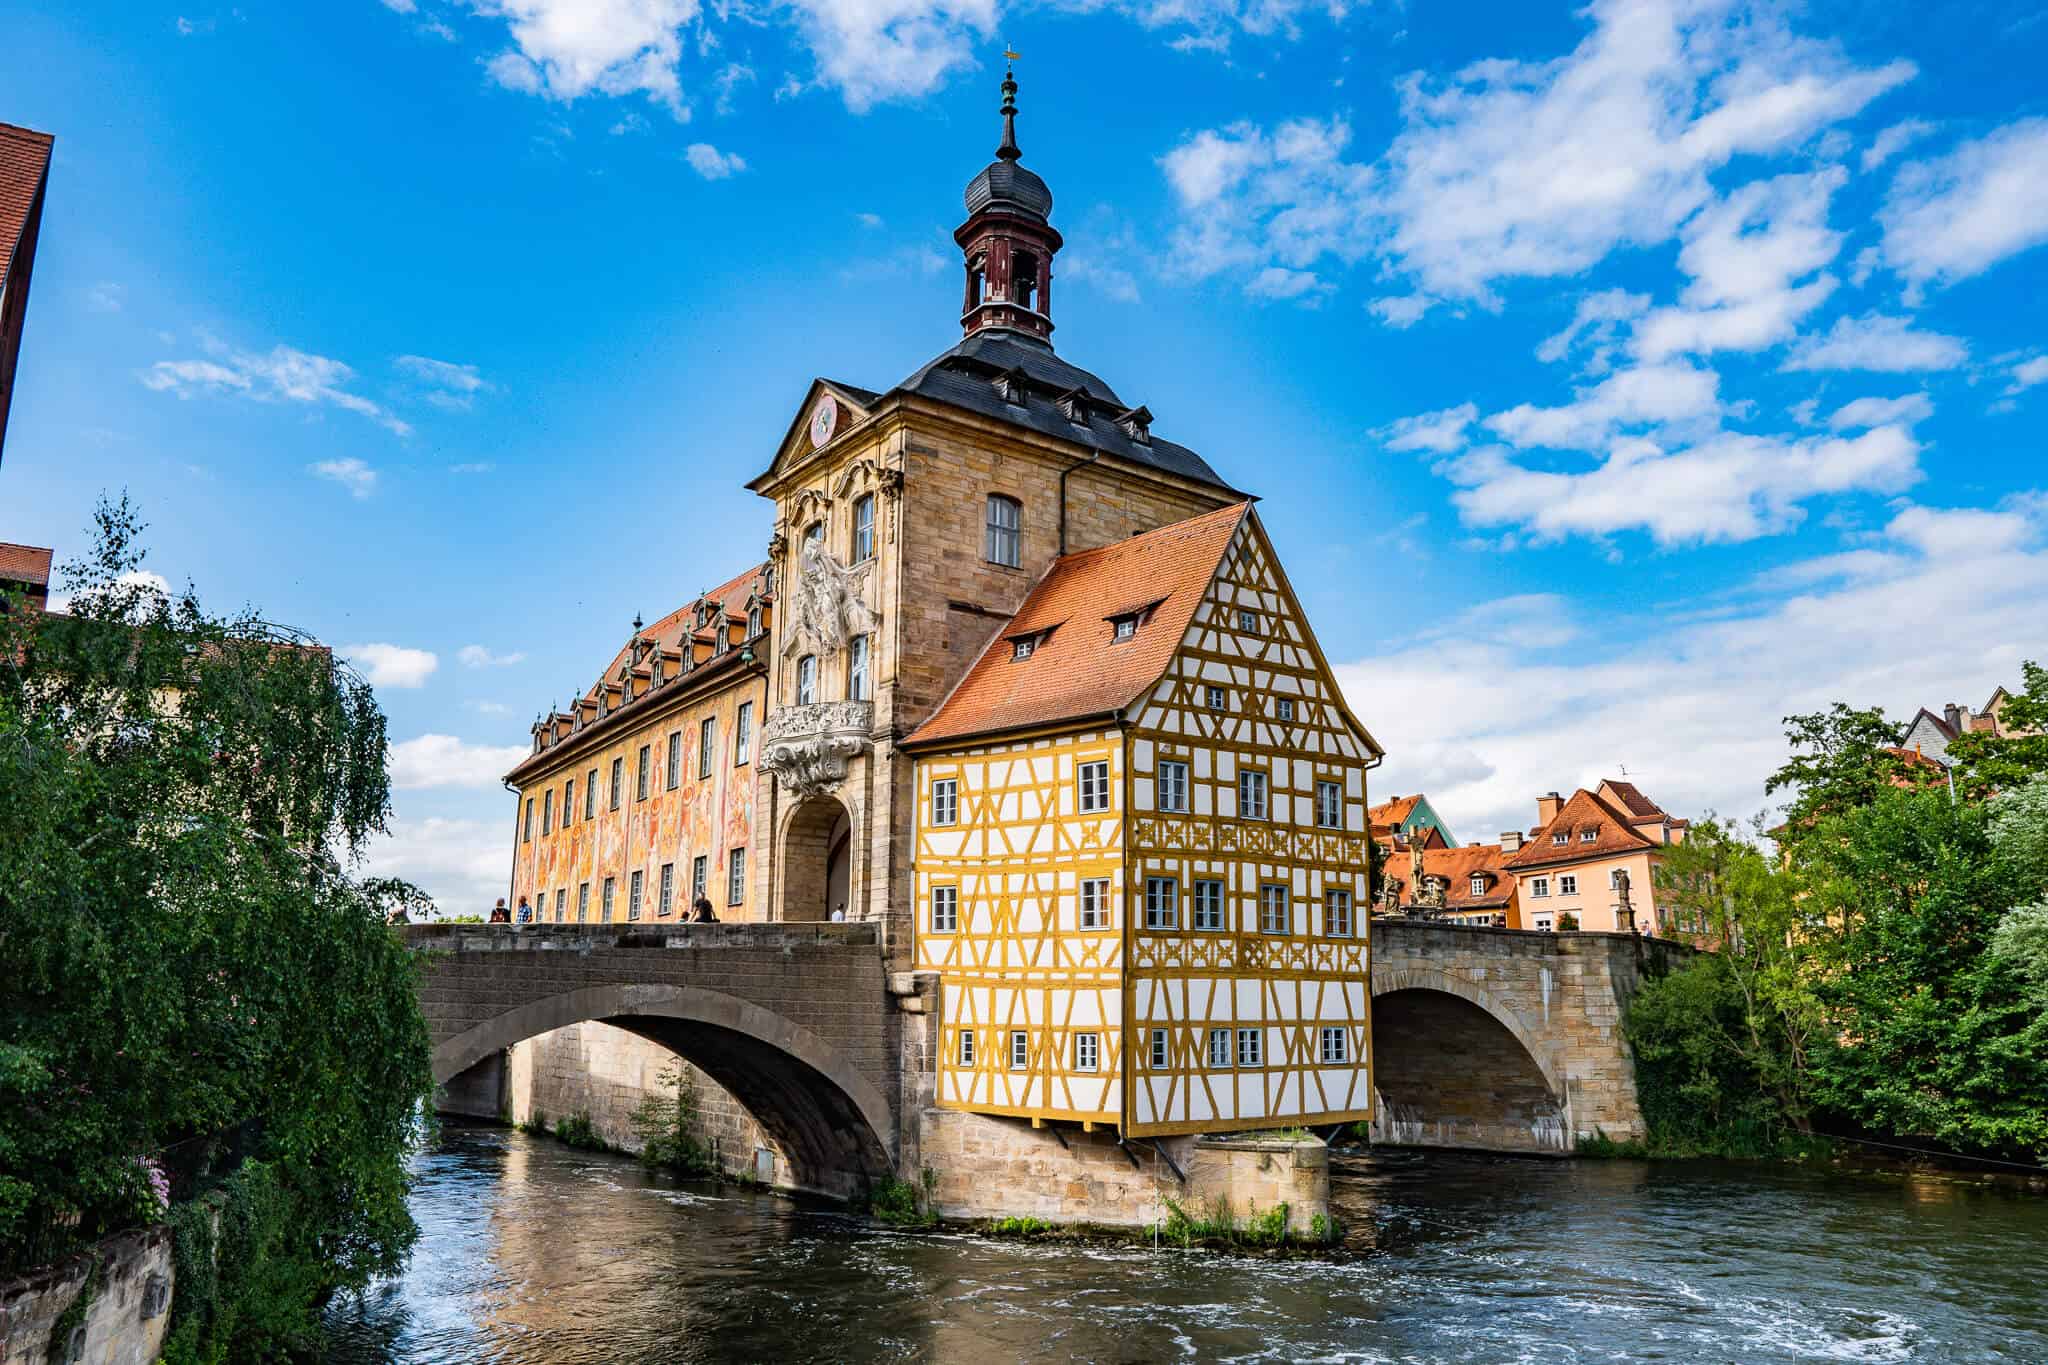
[1380,842,1517,912]
[1367,794,1421,828]
[579,561,768,710]
[0,541,53,587]
[1503,787,1660,870]
[906,502,1252,748]
[0,123,53,290]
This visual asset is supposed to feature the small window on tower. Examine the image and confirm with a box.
[1014,251,1040,312]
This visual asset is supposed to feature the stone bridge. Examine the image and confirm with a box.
[405,922,897,1197]
[1368,921,1688,1155]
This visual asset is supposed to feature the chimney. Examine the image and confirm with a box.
[1500,830,1523,853]
[1944,703,1963,732]
[1536,791,1563,825]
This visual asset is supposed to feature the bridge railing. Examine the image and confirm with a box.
[397,921,882,952]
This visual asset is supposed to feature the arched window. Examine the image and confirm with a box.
[985,494,1021,567]
[796,654,817,705]
[848,634,870,701]
[853,494,875,562]
[746,605,763,638]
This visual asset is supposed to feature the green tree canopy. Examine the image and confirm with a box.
[1948,660,2048,802]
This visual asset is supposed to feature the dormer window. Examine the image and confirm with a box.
[1551,831,1568,846]
[747,606,763,638]
[1013,638,1035,660]
[1580,826,1598,843]
[1057,386,1090,423]
[1112,616,1139,642]
[1470,874,1488,896]
[1116,405,1153,444]
[992,367,1028,405]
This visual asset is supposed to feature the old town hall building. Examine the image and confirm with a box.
[505,70,1384,1141]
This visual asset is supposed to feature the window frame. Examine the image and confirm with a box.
[1206,685,1227,711]
[1237,608,1260,633]
[1079,877,1111,930]
[1238,768,1269,821]
[985,494,1022,568]
[852,493,875,563]
[1560,873,1579,896]
[1471,875,1488,897]
[930,884,959,933]
[1157,759,1189,813]
[1325,888,1353,938]
[1148,1029,1168,1070]
[699,716,716,779]
[636,745,651,802]
[602,876,616,921]
[1077,760,1111,814]
[554,888,566,922]
[1531,876,1550,898]
[727,848,746,906]
[522,797,532,843]
[1259,883,1289,935]
[628,869,644,921]
[1207,1028,1231,1069]
[585,769,597,821]
[1075,1032,1101,1073]
[1236,1027,1262,1068]
[577,882,590,922]
[1009,1030,1029,1071]
[1276,697,1295,722]
[666,731,682,790]
[692,856,708,903]
[796,654,817,705]
[930,778,958,827]
[1316,779,1343,829]
[1144,876,1179,930]
[610,758,623,811]
[659,863,675,917]
[848,634,870,702]
[735,702,752,765]
[958,1030,975,1066]
[1190,879,1224,932]
[1319,1027,1347,1064]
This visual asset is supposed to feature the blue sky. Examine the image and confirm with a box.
[4,0,2045,908]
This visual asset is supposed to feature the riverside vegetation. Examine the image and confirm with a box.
[0,502,435,1360]
[1618,670,2048,1166]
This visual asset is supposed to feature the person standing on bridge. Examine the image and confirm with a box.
[488,898,511,924]
[516,896,533,925]
[692,896,717,924]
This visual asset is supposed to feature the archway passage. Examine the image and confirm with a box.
[781,794,853,921]
[432,984,893,1199]
[1370,988,1568,1154]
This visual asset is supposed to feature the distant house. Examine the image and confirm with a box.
[1367,792,1457,849]
[0,121,55,468]
[1372,840,1520,929]
[0,541,51,613]
[1901,688,2037,765]
[1502,780,1689,934]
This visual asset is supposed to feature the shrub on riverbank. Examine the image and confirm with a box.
[552,1112,608,1152]
[629,1063,715,1175]
[0,502,434,1354]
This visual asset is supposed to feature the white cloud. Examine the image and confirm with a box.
[358,814,511,916]
[1339,496,2048,846]
[1880,118,2048,291]
[1161,0,1911,307]
[346,643,440,689]
[1061,254,1142,304]
[1782,312,1969,372]
[471,0,699,116]
[1245,265,1331,303]
[1826,392,1932,430]
[1377,402,1477,454]
[466,699,514,715]
[85,281,124,313]
[1369,294,1434,328]
[387,733,532,789]
[458,644,528,668]
[1537,289,1650,371]
[310,457,379,499]
[395,355,493,410]
[1861,117,1932,172]
[684,142,747,179]
[143,337,412,436]
[2005,355,2048,396]
[1482,361,1722,451]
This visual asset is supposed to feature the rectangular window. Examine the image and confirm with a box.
[1078,760,1111,813]
[853,494,875,562]
[985,494,1022,567]
[1148,1029,1168,1070]
[1259,884,1289,934]
[659,863,674,917]
[727,848,746,905]
[692,855,708,903]
[1157,760,1188,813]
[930,885,959,932]
[1326,889,1353,937]
[1238,608,1259,633]
[1080,877,1111,929]
[1012,637,1035,661]
[1535,914,1555,932]
[848,635,870,701]
[1581,827,1599,843]
[602,876,616,921]
[735,703,752,765]
[1193,879,1225,931]
[1316,780,1343,829]
[1320,1027,1348,1064]
[610,758,623,810]
[522,798,532,842]
[1075,1032,1100,1072]
[1112,615,1138,642]
[1009,1030,1028,1071]
[586,769,597,821]
[628,870,644,921]
[1236,1028,1263,1067]
[1276,697,1295,722]
[554,888,566,922]
[1531,877,1550,898]
[637,745,651,801]
[797,655,817,705]
[1472,875,1489,896]
[541,789,554,835]
[699,717,716,779]
[1552,832,1569,846]
[931,778,958,826]
[1207,1028,1232,1068]
[666,731,681,789]
[1144,876,1179,930]
[1238,769,1268,820]
[563,780,574,825]
[577,882,590,922]
[958,1031,975,1066]
[1206,685,1227,711]
[1560,874,1579,896]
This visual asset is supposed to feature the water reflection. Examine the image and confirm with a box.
[324,1125,2048,1363]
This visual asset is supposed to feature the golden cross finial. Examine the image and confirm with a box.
[1004,46,1021,60]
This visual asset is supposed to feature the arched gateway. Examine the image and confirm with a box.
[409,922,897,1198]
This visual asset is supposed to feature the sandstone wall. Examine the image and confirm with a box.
[0,1226,171,1365]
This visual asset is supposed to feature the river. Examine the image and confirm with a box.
[322,1124,2048,1362]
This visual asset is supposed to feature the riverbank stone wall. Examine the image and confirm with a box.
[0,1226,172,1365]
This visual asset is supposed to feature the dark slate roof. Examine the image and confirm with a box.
[965,159,1052,221]
[879,330,1238,493]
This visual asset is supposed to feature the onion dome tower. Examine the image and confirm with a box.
[956,64,1063,341]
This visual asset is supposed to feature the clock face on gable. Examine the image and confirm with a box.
[809,397,839,448]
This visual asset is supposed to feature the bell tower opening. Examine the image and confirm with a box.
[956,64,1063,342]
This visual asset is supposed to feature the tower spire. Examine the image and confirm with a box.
[997,59,1021,162]
[956,52,1062,342]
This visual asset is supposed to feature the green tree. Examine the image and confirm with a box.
[1989,776,2048,1008]
[0,500,433,1350]
[1948,661,2048,802]
[1766,703,1927,842]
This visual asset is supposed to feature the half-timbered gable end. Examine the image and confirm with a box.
[905,503,1383,1138]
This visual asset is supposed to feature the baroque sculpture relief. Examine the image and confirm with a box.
[785,539,878,657]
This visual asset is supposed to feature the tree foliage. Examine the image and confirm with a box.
[0,499,433,1340]
[1948,660,2048,803]
[1765,703,1926,834]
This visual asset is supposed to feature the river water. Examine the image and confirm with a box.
[323,1124,2048,1362]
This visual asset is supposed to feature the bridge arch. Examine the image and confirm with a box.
[433,982,894,1195]
[1370,965,1570,1154]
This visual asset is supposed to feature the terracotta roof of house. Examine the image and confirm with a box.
[1380,843,1517,913]
[905,502,1252,748]
[581,562,768,707]
[1367,794,1421,828]
[0,123,53,289]
[0,541,53,587]
[1503,788,1659,870]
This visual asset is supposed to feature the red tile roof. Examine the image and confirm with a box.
[580,562,768,709]
[1366,794,1421,829]
[1380,842,1517,913]
[906,502,1252,748]
[1503,788,1659,870]
[0,122,53,290]
[0,541,53,587]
